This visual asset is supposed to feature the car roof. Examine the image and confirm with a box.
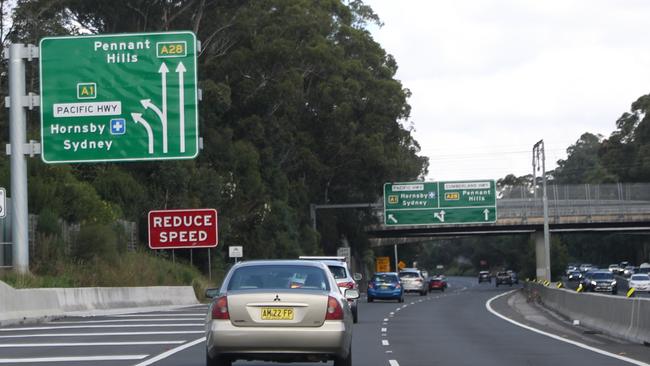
[399,268,420,272]
[374,272,399,275]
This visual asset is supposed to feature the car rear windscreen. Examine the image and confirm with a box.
[327,265,348,279]
[228,265,330,291]
[399,272,419,278]
[372,274,398,283]
[591,272,614,280]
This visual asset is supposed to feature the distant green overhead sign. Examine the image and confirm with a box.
[39,31,198,163]
[383,180,497,226]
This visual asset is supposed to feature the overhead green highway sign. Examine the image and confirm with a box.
[383,180,497,226]
[39,31,198,163]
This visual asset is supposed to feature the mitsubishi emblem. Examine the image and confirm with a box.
[273,294,281,302]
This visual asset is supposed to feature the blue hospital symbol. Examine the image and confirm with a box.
[110,118,126,135]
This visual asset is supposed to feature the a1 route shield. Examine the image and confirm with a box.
[40,31,198,163]
[384,180,497,226]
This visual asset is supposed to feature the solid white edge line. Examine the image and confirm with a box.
[485,290,650,366]
[389,360,400,366]
[134,337,205,366]
[0,355,148,363]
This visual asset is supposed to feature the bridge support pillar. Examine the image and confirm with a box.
[534,231,551,282]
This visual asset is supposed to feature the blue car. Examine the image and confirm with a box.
[367,272,404,303]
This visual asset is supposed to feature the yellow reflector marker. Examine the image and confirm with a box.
[627,288,635,298]
[556,282,563,289]
[577,283,583,292]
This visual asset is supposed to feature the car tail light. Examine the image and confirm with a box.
[395,283,401,289]
[338,281,355,289]
[368,282,375,289]
[211,296,229,320]
[325,296,344,320]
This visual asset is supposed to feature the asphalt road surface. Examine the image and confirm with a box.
[1,278,649,365]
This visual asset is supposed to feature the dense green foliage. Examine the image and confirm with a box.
[0,0,427,279]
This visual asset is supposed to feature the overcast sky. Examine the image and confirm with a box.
[365,0,650,182]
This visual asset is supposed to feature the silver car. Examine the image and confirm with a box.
[399,268,427,296]
[205,260,359,366]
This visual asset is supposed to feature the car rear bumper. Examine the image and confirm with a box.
[206,320,349,358]
[368,288,402,298]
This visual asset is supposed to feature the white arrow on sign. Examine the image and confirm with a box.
[131,113,154,154]
[176,62,187,153]
[434,210,446,222]
[483,208,490,221]
[387,214,398,224]
[158,62,169,153]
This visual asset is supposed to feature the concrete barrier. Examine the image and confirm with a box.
[529,282,650,344]
[0,280,199,326]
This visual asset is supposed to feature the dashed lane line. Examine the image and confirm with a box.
[381,327,387,332]
[133,337,205,366]
[389,360,400,366]
[486,290,650,366]
[0,331,204,339]
[0,355,148,363]
[0,323,203,332]
[0,341,185,348]
[382,340,390,346]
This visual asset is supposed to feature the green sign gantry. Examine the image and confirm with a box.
[383,180,497,226]
[39,31,198,163]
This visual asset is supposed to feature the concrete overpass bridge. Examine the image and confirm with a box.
[365,183,650,279]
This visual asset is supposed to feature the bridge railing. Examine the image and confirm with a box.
[498,183,650,219]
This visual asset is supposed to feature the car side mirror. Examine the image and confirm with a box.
[353,273,362,281]
[205,288,220,299]
[344,288,360,300]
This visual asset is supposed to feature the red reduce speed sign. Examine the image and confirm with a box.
[148,209,218,249]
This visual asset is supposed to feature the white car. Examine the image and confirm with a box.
[629,274,650,292]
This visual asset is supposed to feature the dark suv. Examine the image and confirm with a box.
[478,271,491,283]
[495,271,513,287]
[584,270,617,294]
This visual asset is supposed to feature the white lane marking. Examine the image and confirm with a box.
[49,318,202,324]
[134,337,205,366]
[1,323,203,332]
[382,339,390,346]
[381,327,387,332]
[0,355,148,363]
[401,305,407,308]
[383,318,389,322]
[385,350,393,354]
[395,308,401,312]
[486,291,650,366]
[389,312,395,315]
[113,313,205,317]
[410,302,415,305]
[0,341,185,348]
[389,360,400,366]
[0,331,204,339]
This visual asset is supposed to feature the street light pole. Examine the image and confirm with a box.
[533,140,551,281]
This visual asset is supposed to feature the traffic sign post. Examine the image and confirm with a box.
[148,208,218,249]
[0,188,5,218]
[39,32,199,163]
[229,246,243,264]
[384,180,497,226]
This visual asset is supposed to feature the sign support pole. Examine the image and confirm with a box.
[7,44,35,274]
[394,244,398,273]
[207,248,212,281]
